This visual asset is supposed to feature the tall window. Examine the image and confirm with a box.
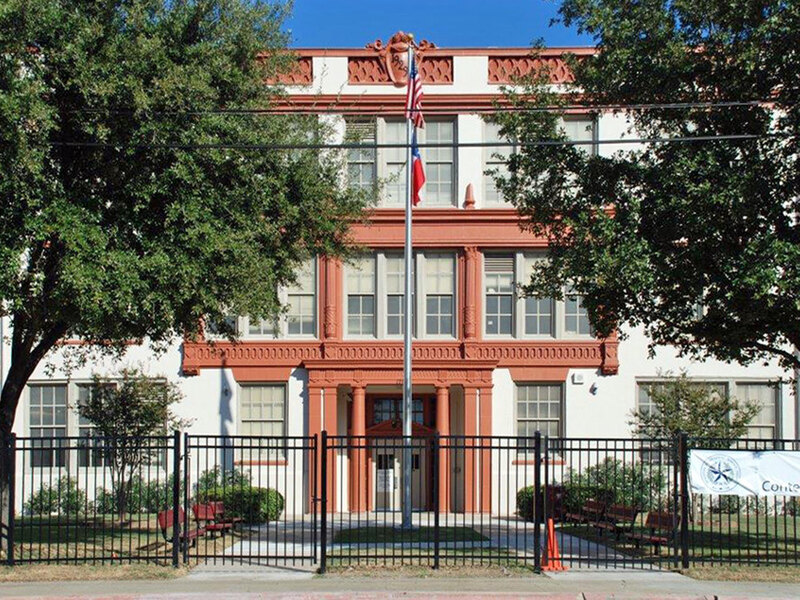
[29,384,67,467]
[384,120,407,205]
[76,384,108,467]
[240,385,286,457]
[523,255,554,335]
[424,120,455,206]
[739,383,778,440]
[484,255,515,335]
[564,287,591,335]
[346,120,377,191]
[424,253,454,336]
[287,260,316,336]
[346,256,376,336]
[517,384,563,453]
[483,121,515,206]
[385,255,407,336]
[239,258,316,338]
[346,251,456,339]
[560,117,597,155]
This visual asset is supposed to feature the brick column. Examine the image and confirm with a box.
[479,385,493,514]
[323,386,338,512]
[435,384,451,513]
[350,385,367,512]
[463,386,479,513]
[308,385,323,512]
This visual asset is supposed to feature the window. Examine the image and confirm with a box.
[76,385,108,467]
[560,116,597,155]
[240,385,286,457]
[564,287,591,336]
[29,384,67,467]
[346,120,377,192]
[345,251,456,339]
[239,258,317,339]
[423,253,454,336]
[738,383,778,440]
[423,120,455,206]
[372,398,424,425]
[346,119,456,207]
[346,256,376,336]
[287,261,316,336]
[484,256,515,335]
[517,384,563,453]
[483,121,515,206]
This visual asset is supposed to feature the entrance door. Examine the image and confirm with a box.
[375,451,400,511]
[373,445,428,511]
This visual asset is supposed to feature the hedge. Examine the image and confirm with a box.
[198,485,284,523]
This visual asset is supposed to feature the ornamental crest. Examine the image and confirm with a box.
[365,31,436,87]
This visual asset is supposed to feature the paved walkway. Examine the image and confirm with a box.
[1,570,799,599]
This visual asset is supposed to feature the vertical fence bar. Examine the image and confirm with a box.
[171,430,181,568]
[182,433,190,565]
[533,431,541,572]
[679,432,690,569]
[320,430,328,574]
[433,433,440,570]
[3,433,15,566]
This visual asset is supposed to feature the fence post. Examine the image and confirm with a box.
[678,432,690,569]
[432,433,440,570]
[182,432,190,565]
[533,431,541,572]
[2,433,15,567]
[172,430,181,568]
[320,430,328,574]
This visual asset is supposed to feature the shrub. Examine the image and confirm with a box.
[516,485,565,522]
[24,477,87,516]
[195,466,251,494]
[517,486,535,521]
[561,458,669,513]
[198,485,284,523]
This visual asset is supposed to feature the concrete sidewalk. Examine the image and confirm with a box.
[0,569,798,600]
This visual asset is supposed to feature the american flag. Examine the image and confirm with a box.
[405,55,424,129]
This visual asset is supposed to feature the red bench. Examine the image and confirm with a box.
[565,499,606,526]
[595,504,639,539]
[157,508,205,549]
[192,503,233,537]
[626,510,676,553]
[211,501,243,529]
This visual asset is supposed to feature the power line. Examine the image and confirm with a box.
[45,132,780,151]
[66,100,770,117]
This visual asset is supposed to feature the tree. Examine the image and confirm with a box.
[0,0,369,547]
[630,372,760,442]
[491,1,800,370]
[77,368,184,523]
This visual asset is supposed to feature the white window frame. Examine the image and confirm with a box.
[344,250,458,340]
[482,120,516,207]
[238,383,288,459]
[515,383,565,455]
[240,258,318,340]
[635,379,781,441]
[482,251,589,340]
[347,118,457,208]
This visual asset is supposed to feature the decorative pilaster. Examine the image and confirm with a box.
[350,386,368,512]
[324,257,341,340]
[464,247,479,340]
[435,385,451,512]
[479,386,493,514]
[463,386,479,513]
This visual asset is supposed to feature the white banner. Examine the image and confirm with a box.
[689,449,800,497]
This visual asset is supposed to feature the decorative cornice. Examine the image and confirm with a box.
[488,55,576,84]
[266,56,313,85]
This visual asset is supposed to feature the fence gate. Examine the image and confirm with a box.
[541,437,681,570]
[183,434,317,567]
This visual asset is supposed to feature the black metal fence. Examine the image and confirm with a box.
[2,431,800,572]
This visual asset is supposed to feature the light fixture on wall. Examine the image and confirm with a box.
[589,382,598,396]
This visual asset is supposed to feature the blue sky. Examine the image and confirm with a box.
[285,0,593,48]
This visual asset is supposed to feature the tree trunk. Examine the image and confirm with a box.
[0,435,12,562]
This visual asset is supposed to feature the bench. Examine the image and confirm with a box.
[564,499,606,526]
[157,508,205,550]
[594,504,639,539]
[211,501,243,529]
[192,503,233,537]
[626,510,676,553]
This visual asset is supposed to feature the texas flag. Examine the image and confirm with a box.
[411,131,425,206]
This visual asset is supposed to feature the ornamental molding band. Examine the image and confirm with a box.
[182,338,620,376]
[349,31,452,86]
[488,55,575,84]
[266,56,313,85]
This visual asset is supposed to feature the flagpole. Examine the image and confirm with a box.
[401,41,414,530]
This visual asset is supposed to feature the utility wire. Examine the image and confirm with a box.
[66,100,769,117]
[45,132,780,151]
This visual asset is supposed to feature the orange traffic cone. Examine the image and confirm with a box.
[541,517,568,571]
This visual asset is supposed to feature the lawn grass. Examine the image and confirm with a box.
[0,563,189,582]
[10,514,241,564]
[326,546,536,573]
[332,525,488,544]
[560,513,800,564]
[685,564,800,582]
